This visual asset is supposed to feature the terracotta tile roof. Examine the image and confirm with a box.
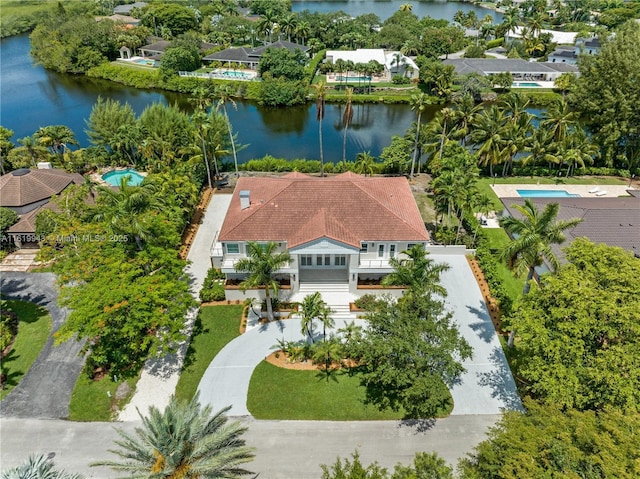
[219,173,429,248]
[501,195,640,260]
[0,169,84,208]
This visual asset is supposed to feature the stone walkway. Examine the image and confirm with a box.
[0,250,40,272]
[118,193,233,421]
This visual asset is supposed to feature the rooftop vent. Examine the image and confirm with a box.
[37,162,52,169]
[240,190,250,210]
[11,168,31,176]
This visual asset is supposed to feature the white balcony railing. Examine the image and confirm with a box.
[358,259,392,269]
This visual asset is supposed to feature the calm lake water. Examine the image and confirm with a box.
[292,0,502,22]
[0,35,434,162]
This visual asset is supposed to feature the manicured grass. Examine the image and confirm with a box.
[414,191,437,225]
[0,301,51,400]
[247,361,453,420]
[0,0,60,17]
[175,305,243,403]
[482,227,511,250]
[481,227,526,304]
[68,373,138,422]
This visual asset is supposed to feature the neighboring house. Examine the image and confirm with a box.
[325,48,419,80]
[443,58,578,81]
[507,26,578,44]
[211,172,431,300]
[548,37,602,64]
[113,1,147,15]
[139,40,216,60]
[203,40,310,70]
[500,192,640,267]
[0,167,84,248]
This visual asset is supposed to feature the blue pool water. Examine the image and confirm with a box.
[134,59,156,67]
[517,189,580,198]
[220,70,252,79]
[102,169,145,186]
[512,82,542,88]
[336,76,372,82]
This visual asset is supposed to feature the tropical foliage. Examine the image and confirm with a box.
[2,454,83,479]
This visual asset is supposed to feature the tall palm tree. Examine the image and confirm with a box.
[318,304,335,343]
[3,454,83,479]
[93,178,161,251]
[295,21,310,45]
[561,128,598,177]
[34,125,78,156]
[471,105,508,177]
[93,394,255,478]
[257,10,276,43]
[341,87,354,162]
[312,81,327,176]
[409,92,430,178]
[541,98,579,147]
[450,94,481,146]
[499,199,582,347]
[235,242,291,322]
[15,135,49,167]
[191,110,214,189]
[214,85,240,177]
[382,244,450,300]
[278,14,297,42]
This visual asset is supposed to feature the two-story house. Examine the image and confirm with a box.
[211,172,430,301]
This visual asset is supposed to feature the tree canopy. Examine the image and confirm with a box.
[510,239,640,411]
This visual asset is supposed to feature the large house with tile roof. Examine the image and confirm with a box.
[211,172,430,299]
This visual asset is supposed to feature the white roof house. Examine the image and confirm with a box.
[325,49,419,79]
[507,27,578,45]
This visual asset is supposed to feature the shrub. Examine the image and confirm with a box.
[199,268,226,302]
[465,44,486,58]
[391,75,411,84]
[486,38,505,49]
[354,294,379,311]
[0,301,17,352]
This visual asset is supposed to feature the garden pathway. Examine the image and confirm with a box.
[118,193,233,421]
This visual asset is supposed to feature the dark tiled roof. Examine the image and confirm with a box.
[549,49,576,58]
[204,47,255,63]
[0,169,84,207]
[140,40,171,53]
[443,58,569,75]
[542,62,579,72]
[501,195,640,260]
[252,40,310,54]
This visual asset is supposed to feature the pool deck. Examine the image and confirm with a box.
[90,167,148,187]
[492,183,634,198]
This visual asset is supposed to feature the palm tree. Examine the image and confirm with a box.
[451,94,481,146]
[318,304,335,342]
[34,125,78,156]
[355,151,376,176]
[341,87,354,162]
[3,455,83,479]
[278,14,297,42]
[295,21,310,45]
[312,337,343,373]
[399,3,413,12]
[382,244,450,300]
[312,81,327,176]
[191,110,214,189]
[93,178,161,251]
[409,92,431,178]
[214,85,240,177]
[471,105,508,177]
[499,199,582,347]
[257,11,276,43]
[541,98,579,147]
[561,128,598,177]
[93,394,255,478]
[300,291,327,343]
[235,242,292,322]
[15,135,49,167]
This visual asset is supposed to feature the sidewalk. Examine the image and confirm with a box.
[118,193,233,421]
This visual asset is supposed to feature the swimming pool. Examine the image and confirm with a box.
[517,189,580,198]
[102,169,145,187]
[134,59,157,67]
[218,70,253,79]
[335,76,372,82]
[512,82,542,88]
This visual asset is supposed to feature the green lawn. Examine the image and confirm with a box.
[0,300,51,400]
[175,305,243,403]
[247,361,453,420]
[481,226,526,304]
[0,0,61,17]
[68,373,138,421]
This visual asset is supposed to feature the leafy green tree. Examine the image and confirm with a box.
[510,239,640,411]
[459,399,640,478]
[0,126,14,174]
[258,47,307,81]
[140,3,198,36]
[321,451,388,479]
[571,21,640,170]
[8,136,50,168]
[259,76,306,107]
[354,290,471,418]
[1,454,83,479]
[86,97,139,163]
[235,242,292,322]
[553,72,577,97]
[392,452,454,479]
[499,199,582,347]
[0,207,19,240]
[421,26,468,59]
[380,135,412,175]
[159,46,201,77]
[94,394,255,478]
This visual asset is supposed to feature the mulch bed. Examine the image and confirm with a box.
[466,255,504,335]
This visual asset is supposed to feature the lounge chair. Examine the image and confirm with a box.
[588,187,600,194]
[595,190,608,196]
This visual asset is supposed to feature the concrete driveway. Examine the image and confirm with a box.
[0,272,85,418]
[0,414,499,478]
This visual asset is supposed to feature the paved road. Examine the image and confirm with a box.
[0,415,499,478]
[0,272,85,419]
